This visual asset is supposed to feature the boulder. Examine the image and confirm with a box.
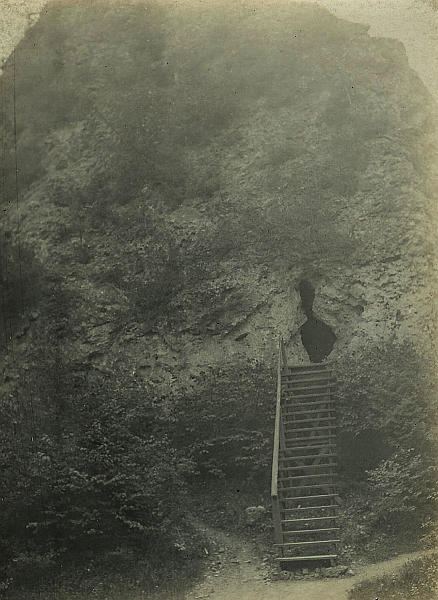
[244,506,266,525]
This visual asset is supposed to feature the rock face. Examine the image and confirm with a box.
[0,0,437,392]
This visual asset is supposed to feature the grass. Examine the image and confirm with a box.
[349,553,438,600]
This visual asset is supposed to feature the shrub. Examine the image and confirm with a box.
[168,362,275,488]
[0,365,199,586]
[333,341,438,550]
[334,341,438,478]
[365,449,437,533]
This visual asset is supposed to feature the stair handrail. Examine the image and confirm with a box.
[271,337,286,543]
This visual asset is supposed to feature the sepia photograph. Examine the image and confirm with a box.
[1,0,438,598]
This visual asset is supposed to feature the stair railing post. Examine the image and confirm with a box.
[272,496,282,546]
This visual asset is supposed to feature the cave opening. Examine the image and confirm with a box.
[299,279,336,363]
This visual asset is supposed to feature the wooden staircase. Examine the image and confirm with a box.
[271,338,340,565]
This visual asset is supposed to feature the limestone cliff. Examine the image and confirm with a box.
[1,0,437,395]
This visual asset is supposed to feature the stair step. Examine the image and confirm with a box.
[283,408,336,417]
[282,505,339,512]
[279,474,336,483]
[285,436,335,444]
[281,516,338,523]
[283,383,336,393]
[283,392,335,400]
[282,444,336,453]
[282,494,339,502]
[282,377,334,385]
[283,416,336,424]
[284,401,336,410]
[283,424,338,439]
[280,484,338,492]
[283,424,338,435]
[281,377,337,391]
[284,417,337,426]
[285,425,338,434]
[283,528,340,535]
[275,539,340,547]
[280,464,337,472]
[283,409,336,417]
[276,554,338,562]
[282,371,334,379]
[280,453,337,461]
[283,366,332,375]
[281,459,337,467]
[283,414,335,422]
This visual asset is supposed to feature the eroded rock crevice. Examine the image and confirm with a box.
[299,280,336,363]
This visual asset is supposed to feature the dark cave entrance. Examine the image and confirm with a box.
[299,280,336,363]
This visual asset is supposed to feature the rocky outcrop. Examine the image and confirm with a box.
[1,0,437,394]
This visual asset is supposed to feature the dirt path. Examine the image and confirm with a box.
[185,527,434,600]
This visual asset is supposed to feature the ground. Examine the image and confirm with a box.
[185,526,435,600]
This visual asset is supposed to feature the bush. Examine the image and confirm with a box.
[365,449,437,532]
[333,341,438,552]
[168,362,275,488]
[0,365,200,587]
[334,341,438,479]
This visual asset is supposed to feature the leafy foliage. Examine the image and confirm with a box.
[0,358,200,586]
[334,342,438,545]
[366,449,437,530]
[335,340,437,461]
[169,363,275,487]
